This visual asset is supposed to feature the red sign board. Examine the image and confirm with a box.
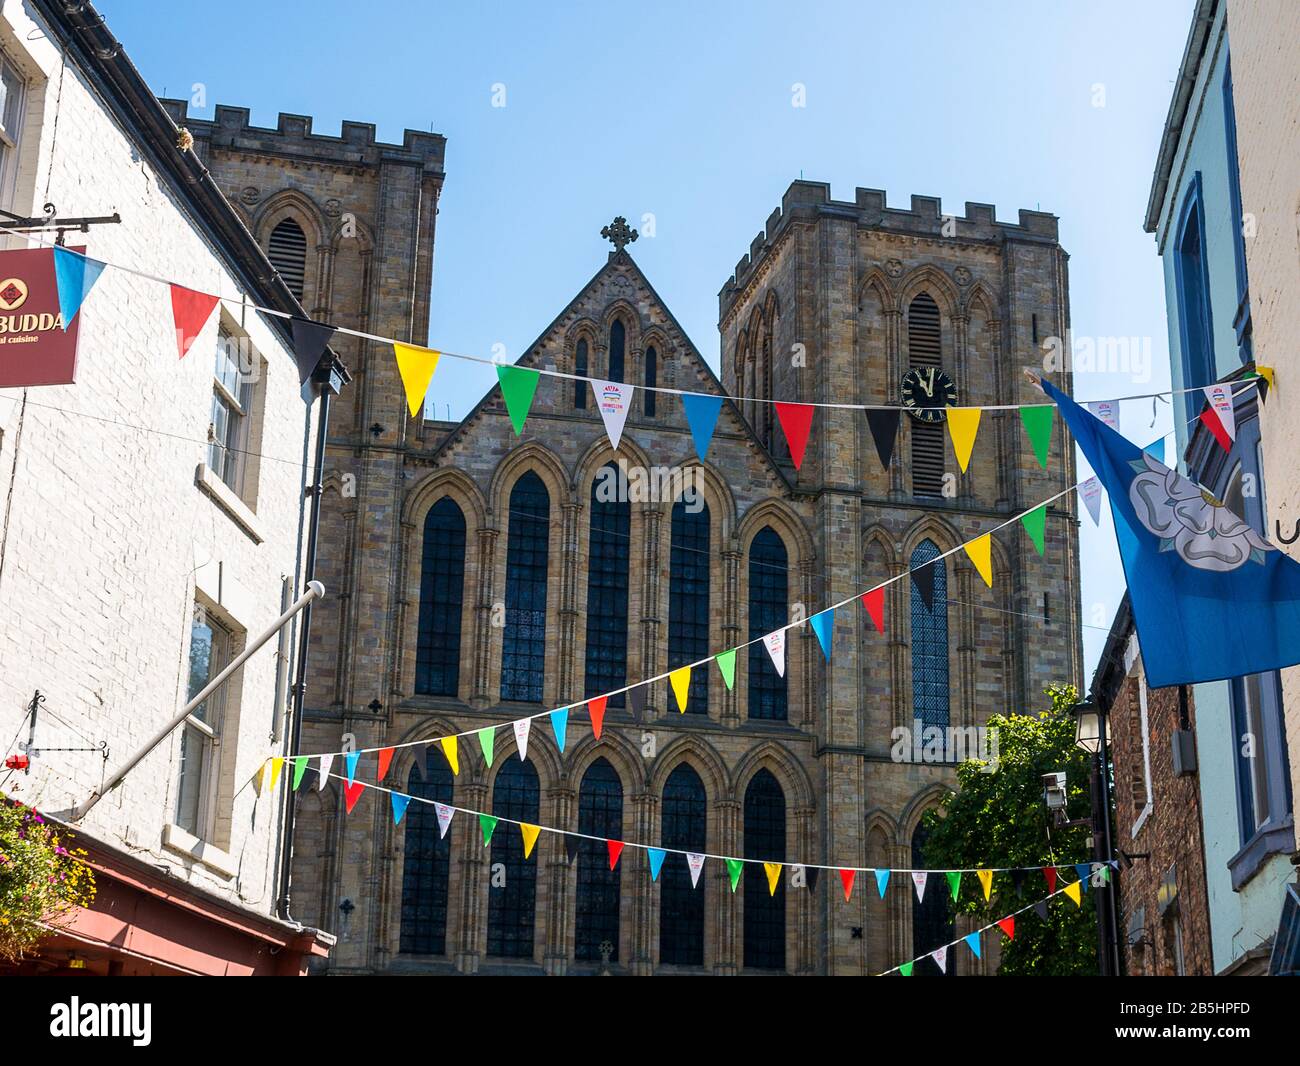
[0,246,83,387]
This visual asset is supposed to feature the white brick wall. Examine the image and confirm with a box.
[0,2,318,917]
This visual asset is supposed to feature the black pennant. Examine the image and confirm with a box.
[628,685,646,715]
[409,742,429,782]
[1257,374,1270,406]
[290,317,337,385]
[564,835,581,864]
[865,408,900,470]
[806,866,820,893]
[911,560,936,610]
[1034,900,1050,922]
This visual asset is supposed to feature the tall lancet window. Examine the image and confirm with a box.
[669,499,710,714]
[910,539,949,730]
[415,498,465,696]
[501,472,549,702]
[609,319,626,383]
[743,769,786,970]
[585,464,630,705]
[486,759,540,958]
[747,527,788,720]
[399,752,454,955]
[575,758,624,962]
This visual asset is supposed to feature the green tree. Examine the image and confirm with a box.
[920,684,1100,975]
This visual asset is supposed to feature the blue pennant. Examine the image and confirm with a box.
[52,245,106,328]
[875,868,890,898]
[809,608,834,661]
[343,749,360,785]
[391,792,411,825]
[681,394,723,462]
[648,848,667,881]
[964,931,982,959]
[550,708,569,753]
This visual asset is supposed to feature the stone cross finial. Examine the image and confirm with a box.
[601,216,638,252]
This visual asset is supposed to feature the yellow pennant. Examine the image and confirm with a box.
[250,760,268,796]
[1258,365,1275,389]
[964,533,993,588]
[441,735,460,776]
[977,868,993,901]
[946,407,982,473]
[520,822,541,859]
[267,757,284,793]
[393,342,442,418]
[1064,880,1082,907]
[669,665,691,713]
[764,862,782,896]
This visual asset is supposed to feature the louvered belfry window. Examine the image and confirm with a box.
[908,293,945,498]
[267,218,308,300]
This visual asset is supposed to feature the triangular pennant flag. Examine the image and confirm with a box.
[865,408,900,470]
[1034,900,1050,922]
[1064,880,1082,907]
[409,742,428,782]
[861,587,885,634]
[839,869,856,902]
[587,696,607,739]
[496,365,540,436]
[520,822,541,859]
[668,666,691,713]
[810,608,834,661]
[946,407,981,473]
[1044,866,1057,893]
[899,961,914,977]
[344,779,365,813]
[946,870,962,901]
[477,727,495,768]
[1074,862,1091,888]
[550,708,569,752]
[912,561,936,610]
[291,754,309,791]
[250,761,267,796]
[317,753,334,791]
[376,746,395,782]
[1256,365,1274,403]
[392,342,442,418]
[267,757,284,792]
[648,848,667,881]
[764,862,782,896]
[964,931,982,959]
[775,402,814,469]
[932,945,948,974]
[478,814,498,846]
[1020,505,1047,556]
[52,246,105,328]
[963,533,993,588]
[289,317,336,385]
[874,868,890,898]
[977,869,993,901]
[911,871,928,902]
[1087,399,1121,432]
[169,284,219,359]
[565,835,581,864]
[1078,476,1103,526]
[591,379,634,449]
[628,685,646,715]
[997,916,1016,941]
[343,750,360,786]
[513,719,531,761]
[806,866,820,893]
[681,393,724,462]
[1203,383,1237,442]
[1145,437,1165,464]
[391,791,411,825]
[440,735,459,775]
[687,853,706,888]
[1100,863,1113,883]
[1019,405,1054,469]
[762,630,786,678]
[1198,406,1233,453]
[607,840,625,870]
[726,858,744,892]
[434,802,454,839]
[715,649,736,690]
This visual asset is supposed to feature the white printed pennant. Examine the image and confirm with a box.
[687,852,706,888]
[912,870,928,902]
[1086,399,1120,432]
[1078,476,1103,526]
[317,752,334,791]
[592,379,634,450]
[1204,384,1236,441]
[434,802,455,839]
[932,945,948,973]
[762,630,787,678]
[513,718,531,761]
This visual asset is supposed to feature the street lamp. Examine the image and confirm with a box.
[1071,698,1121,976]
[1074,700,1104,755]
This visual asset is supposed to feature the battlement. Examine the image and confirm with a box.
[719,179,1060,316]
[159,99,446,173]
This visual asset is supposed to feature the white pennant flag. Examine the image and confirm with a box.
[1204,384,1236,440]
[687,852,706,888]
[912,870,928,902]
[1078,476,1103,526]
[317,752,334,791]
[762,630,786,678]
[434,802,455,839]
[513,718,531,761]
[1086,399,1120,432]
[932,945,948,973]
[592,379,634,450]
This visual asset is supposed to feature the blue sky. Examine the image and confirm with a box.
[99,0,1196,684]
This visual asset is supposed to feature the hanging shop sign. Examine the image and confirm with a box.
[0,246,85,387]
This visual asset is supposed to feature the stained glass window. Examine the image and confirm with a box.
[486,759,540,958]
[575,758,623,962]
[748,527,788,720]
[501,473,549,702]
[415,497,465,696]
[743,769,786,970]
[659,764,706,966]
[399,753,454,955]
[669,501,710,714]
[585,465,629,706]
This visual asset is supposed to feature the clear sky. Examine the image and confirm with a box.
[98,0,1195,687]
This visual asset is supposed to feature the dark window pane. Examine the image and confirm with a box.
[911,822,954,975]
[486,759,540,958]
[585,465,629,705]
[644,346,657,416]
[575,758,623,962]
[502,473,549,702]
[910,539,949,730]
[669,501,710,714]
[609,319,625,383]
[659,764,706,965]
[748,527,788,720]
[399,755,454,955]
[575,338,588,409]
[415,498,466,696]
[743,769,785,970]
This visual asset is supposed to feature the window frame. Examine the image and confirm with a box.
[175,608,233,840]
[0,51,27,212]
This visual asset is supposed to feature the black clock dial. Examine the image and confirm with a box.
[900,367,957,423]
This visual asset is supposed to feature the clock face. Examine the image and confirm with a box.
[900,367,957,422]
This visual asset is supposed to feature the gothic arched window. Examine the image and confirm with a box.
[399,752,454,955]
[910,539,949,730]
[486,759,540,958]
[669,499,710,714]
[609,319,626,383]
[575,338,589,409]
[660,763,706,965]
[644,345,657,417]
[501,472,549,702]
[748,527,788,720]
[575,758,623,962]
[267,217,308,301]
[743,769,786,970]
[415,498,465,697]
[911,821,954,975]
[908,293,945,497]
[585,464,629,705]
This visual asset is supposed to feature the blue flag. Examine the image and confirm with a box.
[550,708,569,753]
[681,394,723,462]
[53,245,106,327]
[874,868,890,898]
[1044,378,1300,688]
[964,931,981,959]
[647,847,667,881]
[391,792,411,825]
[809,608,834,661]
[343,749,360,785]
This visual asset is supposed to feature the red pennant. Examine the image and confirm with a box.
[169,284,220,360]
[344,779,365,813]
[839,869,856,902]
[376,746,395,782]
[775,402,814,470]
[1199,406,1232,453]
[997,916,1016,941]
[1044,866,1057,893]
[861,587,885,634]
[588,696,607,740]
[607,839,624,870]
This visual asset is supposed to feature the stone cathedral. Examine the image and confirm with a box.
[166,100,1080,975]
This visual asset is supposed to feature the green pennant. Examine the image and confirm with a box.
[291,754,309,790]
[1101,864,1111,883]
[726,858,744,892]
[478,726,495,768]
[946,870,962,901]
[1019,405,1055,469]
[715,648,737,691]
[1020,504,1047,556]
[496,365,540,436]
[479,814,499,846]
[899,961,914,977]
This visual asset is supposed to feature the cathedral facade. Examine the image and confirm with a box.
[172,101,1080,974]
